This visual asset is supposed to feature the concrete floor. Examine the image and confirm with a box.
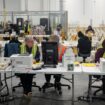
[0,73,105,105]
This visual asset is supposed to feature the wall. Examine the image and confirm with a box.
[64,0,84,26]
[0,0,21,11]
[0,0,21,22]
[0,0,105,27]
[20,0,60,25]
[0,0,3,11]
[21,0,60,11]
[64,0,105,27]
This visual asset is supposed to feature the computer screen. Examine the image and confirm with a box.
[42,42,58,66]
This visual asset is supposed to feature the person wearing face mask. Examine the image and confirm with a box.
[85,26,95,41]
[19,36,40,97]
[54,25,62,37]
[86,26,95,34]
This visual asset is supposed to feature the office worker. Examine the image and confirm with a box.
[19,37,40,96]
[44,35,67,90]
[95,40,105,94]
[86,25,95,35]
[85,26,95,41]
[54,25,62,37]
[4,35,21,57]
[77,31,91,59]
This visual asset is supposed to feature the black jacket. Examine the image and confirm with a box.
[77,36,91,54]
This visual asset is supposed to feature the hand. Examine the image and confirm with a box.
[33,60,36,64]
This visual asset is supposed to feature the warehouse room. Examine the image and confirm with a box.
[0,0,105,105]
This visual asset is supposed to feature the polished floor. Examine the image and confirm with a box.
[0,73,105,105]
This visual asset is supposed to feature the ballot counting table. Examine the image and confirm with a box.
[11,63,82,105]
[0,65,12,103]
[81,65,105,102]
[1,63,105,105]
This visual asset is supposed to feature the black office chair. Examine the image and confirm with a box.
[12,75,41,92]
[4,43,41,92]
[91,76,103,96]
[78,53,90,63]
[78,76,104,102]
[42,75,71,95]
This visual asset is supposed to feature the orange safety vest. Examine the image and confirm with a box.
[58,45,67,62]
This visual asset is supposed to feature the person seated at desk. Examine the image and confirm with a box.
[44,35,67,89]
[19,36,40,96]
[86,25,95,35]
[77,31,92,62]
[54,25,62,37]
[85,26,95,41]
[95,40,105,94]
[4,35,21,57]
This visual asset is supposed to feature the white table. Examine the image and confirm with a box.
[11,64,82,105]
[82,65,105,102]
[0,66,12,103]
[27,35,50,38]
[3,63,104,104]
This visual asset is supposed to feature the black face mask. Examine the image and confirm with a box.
[57,28,60,31]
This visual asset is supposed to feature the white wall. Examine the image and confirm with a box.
[20,0,60,25]
[64,0,105,27]
[21,0,60,11]
[43,0,60,11]
[0,0,21,11]
[64,0,84,26]
[0,0,105,27]
[28,0,41,11]
[0,0,21,22]
[0,0,3,11]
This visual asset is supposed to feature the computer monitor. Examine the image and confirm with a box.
[42,42,58,67]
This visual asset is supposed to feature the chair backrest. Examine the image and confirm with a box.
[78,38,91,55]
[4,43,20,57]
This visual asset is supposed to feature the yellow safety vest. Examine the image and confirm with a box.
[24,24,31,34]
[103,52,105,58]
[20,44,37,57]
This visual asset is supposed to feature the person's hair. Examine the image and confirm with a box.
[78,31,84,38]
[88,25,93,30]
[49,35,59,44]
[10,34,18,41]
[25,36,34,42]
[102,40,105,49]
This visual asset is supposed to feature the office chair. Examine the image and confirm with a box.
[4,43,41,92]
[78,53,90,63]
[42,42,71,95]
[42,75,71,95]
[78,76,104,102]
[78,36,91,63]
[91,76,103,96]
[12,75,41,92]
